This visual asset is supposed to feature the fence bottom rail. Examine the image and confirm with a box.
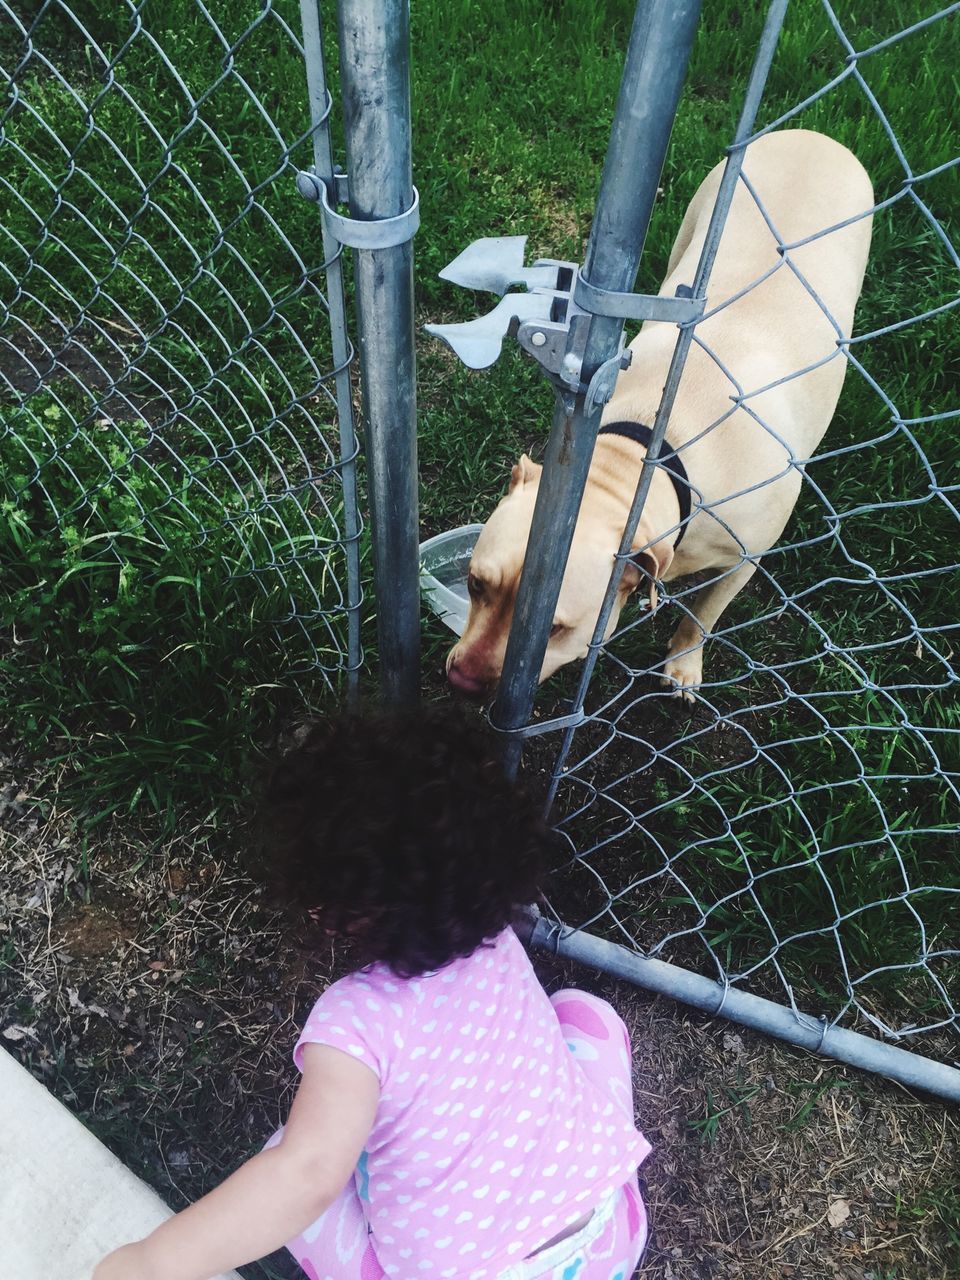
[515,908,960,1104]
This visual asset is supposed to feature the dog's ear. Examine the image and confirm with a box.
[509,453,542,493]
[619,539,674,610]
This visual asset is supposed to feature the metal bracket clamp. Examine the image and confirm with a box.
[296,168,421,250]
[573,274,704,325]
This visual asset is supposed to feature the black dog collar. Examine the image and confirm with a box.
[597,421,691,548]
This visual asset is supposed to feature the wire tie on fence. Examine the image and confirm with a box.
[295,168,421,250]
[713,977,732,1018]
[798,1013,830,1054]
[814,1016,829,1053]
[543,918,565,956]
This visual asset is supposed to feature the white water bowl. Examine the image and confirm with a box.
[419,524,484,636]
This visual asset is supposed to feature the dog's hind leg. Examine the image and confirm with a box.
[661,560,758,702]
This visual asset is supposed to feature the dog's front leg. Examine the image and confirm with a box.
[662,560,758,702]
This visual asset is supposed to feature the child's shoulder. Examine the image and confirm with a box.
[295,928,540,1074]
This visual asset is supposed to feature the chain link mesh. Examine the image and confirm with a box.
[2,0,956,1065]
[0,0,361,710]
[536,1,959,1055]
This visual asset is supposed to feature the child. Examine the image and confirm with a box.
[94,707,651,1280]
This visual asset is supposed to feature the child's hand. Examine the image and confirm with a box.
[86,1044,378,1280]
[92,1242,153,1280]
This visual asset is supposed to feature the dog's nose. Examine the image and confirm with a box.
[446,662,490,699]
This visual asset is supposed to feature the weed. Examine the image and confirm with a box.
[896,1181,960,1268]
[784,1076,858,1129]
[688,1078,763,1147]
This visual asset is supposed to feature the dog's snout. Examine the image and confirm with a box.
[446,661,492,700]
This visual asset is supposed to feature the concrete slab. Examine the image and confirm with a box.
[0,1047,242,1280]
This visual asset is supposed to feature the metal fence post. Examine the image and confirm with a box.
[299,0,363,701]
[335,0,420,705]
[491,0,703,769]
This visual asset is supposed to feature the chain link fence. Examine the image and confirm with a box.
[2,0,957,1091]
[0,0,362,796]
[494,2,959,1089]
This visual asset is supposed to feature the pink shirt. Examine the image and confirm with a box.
[294,927,651,1280]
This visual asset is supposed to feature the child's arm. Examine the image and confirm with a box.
[92,1044,379,1280]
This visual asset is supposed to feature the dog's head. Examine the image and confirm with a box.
[446,453,674,696]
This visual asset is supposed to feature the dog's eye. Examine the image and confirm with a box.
[549,622,567,639]
[467,573,484,599]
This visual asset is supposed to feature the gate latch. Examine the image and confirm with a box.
[424,235,704,410]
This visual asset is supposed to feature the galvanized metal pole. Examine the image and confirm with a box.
[335,0,420,705]
[299,0,363,700]
[491,0,703,768]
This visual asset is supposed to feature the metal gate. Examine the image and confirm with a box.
[428,0,960,1100]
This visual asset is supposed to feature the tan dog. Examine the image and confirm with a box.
[447,129,873,700]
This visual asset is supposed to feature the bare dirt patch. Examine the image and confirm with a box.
[0,330,161,424]
[1,752,957,1280]
[55,900,138,961]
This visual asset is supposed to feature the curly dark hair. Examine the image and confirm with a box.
[256,704,555,977]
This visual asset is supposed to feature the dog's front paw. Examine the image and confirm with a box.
[661,649,703,704]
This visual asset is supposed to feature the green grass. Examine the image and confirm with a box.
[0,388,361,824]
[0,0,368,818]
[887,1172,960,1276]
[1,1,958,1027]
